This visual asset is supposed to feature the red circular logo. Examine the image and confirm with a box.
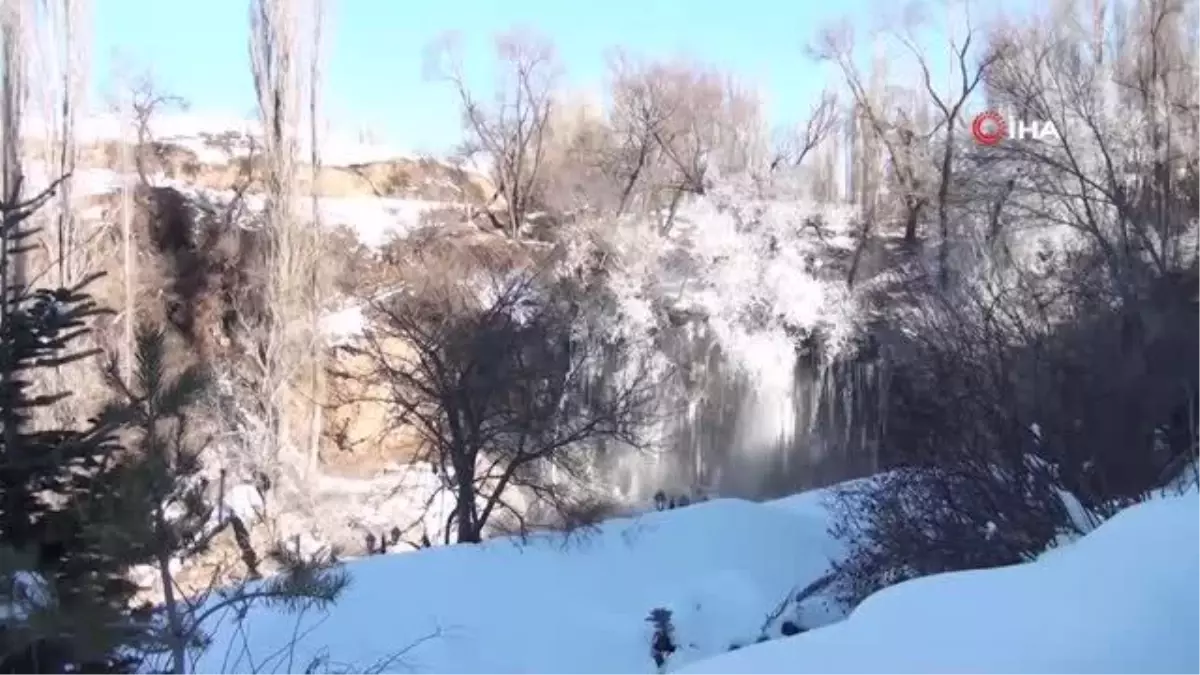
[971,111,1008,146]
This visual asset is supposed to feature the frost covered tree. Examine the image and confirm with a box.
[824,0,1199,608]
[809,22,929,248]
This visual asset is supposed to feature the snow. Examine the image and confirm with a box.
[164,178,444,250]
[27,112,417,167]
[0,570,52,621]
[306,463,459,548]
[69,168,126,196]
[320,305,367,343]
[1160,458,1200,496]
[682,491,1200,675]
[316,196,445,248]
[163,478,1199,674]
[320,289,408,343]
[15,163,124,198]
[182,494,845,674]
[222,484,266,524]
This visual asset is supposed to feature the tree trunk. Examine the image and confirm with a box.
[903,200,920,243]
[121,96,135,381]
[156,507,187,675]
[455,477,480,543]
[936,137,955,288]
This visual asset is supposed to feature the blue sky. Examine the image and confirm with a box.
[91,0,886,154]
[91,0,1023,155]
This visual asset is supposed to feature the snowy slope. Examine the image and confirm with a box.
[683,491,1200,675]
[31,112,417,166]
[23,112,457,250]
[180,495,846,674]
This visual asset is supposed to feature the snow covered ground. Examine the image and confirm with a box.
[684,490,1200,675]
[164,478,1199,674]
[181,491,846,674]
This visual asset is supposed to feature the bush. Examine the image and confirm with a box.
[827,465,1071,606]
[646,607,676,671]
[828,261,1199,608]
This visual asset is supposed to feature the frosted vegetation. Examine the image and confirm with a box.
[546,172,864,498]
[0,0,1197,672]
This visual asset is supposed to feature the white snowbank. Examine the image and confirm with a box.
[320,304,367,342]
[683,492,1200,674]
[13,163,124,199]
[27,112,416,167]
[183,495,844,674]
[221,484,266,524]
[308,463,458,547]
[317,196,445,248]
[167,178,444,251]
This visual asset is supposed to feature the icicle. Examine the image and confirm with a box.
[843,363,854,458]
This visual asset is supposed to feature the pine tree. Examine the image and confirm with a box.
[102,324,349,674]
[0,180,143,672]
[97,324,213,673]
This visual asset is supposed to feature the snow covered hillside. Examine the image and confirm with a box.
[159,480,1199,675]
[177,490,846,674]
[684,491,1200,675]
[22,112,487,254]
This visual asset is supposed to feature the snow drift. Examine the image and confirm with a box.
[179,494,845,674]
[683,491,1200,674]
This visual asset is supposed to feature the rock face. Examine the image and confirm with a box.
[323,335,426,476]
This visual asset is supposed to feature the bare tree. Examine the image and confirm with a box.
[330,261,657,544]
[984,0,1197,300]
[246,0,325,510]
[106,68,185,381]
[809,23,931,246]
[302,0,326,482]
[605,50,673,218]
[25,0,91,289]
[1,0,29,294]
[429,28,559,239]
[119,74,134,382]
[770,90,841,171]
[894,0,1005,288]
[533,91,614,218]
[605,54,765,231]
[126,74,188,187]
